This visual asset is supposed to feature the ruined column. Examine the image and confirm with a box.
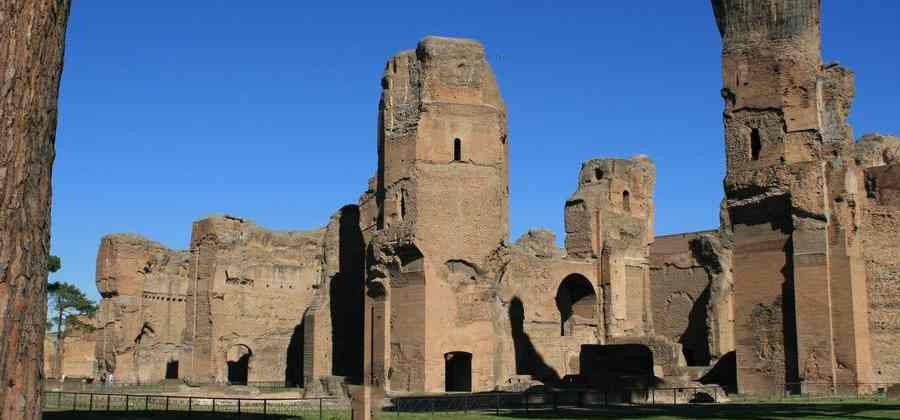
[563,157,656,339]
[364,35,509,396]
[712,0,872,395]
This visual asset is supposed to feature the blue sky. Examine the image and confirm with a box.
[51,2,900,301]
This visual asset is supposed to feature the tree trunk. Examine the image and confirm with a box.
[0,1,71,418]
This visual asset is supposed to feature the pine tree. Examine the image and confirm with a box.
[0,1,72,418]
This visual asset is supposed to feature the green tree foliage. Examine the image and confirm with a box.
[47,281,98,336]
[47,281,98,378]
[48,255,61,273]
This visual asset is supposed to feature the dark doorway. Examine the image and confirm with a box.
[165,360,179,379]
[227,344,252,385]
[453,138,462,161]
[555,274,597,336]
[623,190,631,212]
[444,352,472,392]
[330,205,365,382]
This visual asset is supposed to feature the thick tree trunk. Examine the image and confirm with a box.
[0,1,71,418]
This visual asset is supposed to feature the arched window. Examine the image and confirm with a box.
[623,190,631,212]
[555,274,597,336]
[595,168,604,180]
[750,128,762,161]
[453,138,462,161]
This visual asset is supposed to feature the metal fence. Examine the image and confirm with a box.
[748,382,900,402]
[43,380,302,394]
[43,391,347,418]
[387,385,724,416]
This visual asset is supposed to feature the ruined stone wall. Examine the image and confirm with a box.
[860,135,900,384]
[713,0,873,395]
[496,230,599,384]
[95,234,190,384]
[565,157,655,338]
[44,322,99,380]
[370,36,509,393]
[181,216,325,385]
[651,231,723,367]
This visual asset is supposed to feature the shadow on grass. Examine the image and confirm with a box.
[44,402,900,420]
[495,402,900,419]
[45,410,340,419]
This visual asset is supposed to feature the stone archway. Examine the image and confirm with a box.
[555,274,597,336]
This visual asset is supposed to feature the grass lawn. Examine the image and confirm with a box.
[44,400,900,420]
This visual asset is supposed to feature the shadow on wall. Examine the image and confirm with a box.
[509,297,561,385]
[699,351,737,393]
[330,205,365,383]
[781,237,800,394]
[284,320,304,387]
[680,287,711,366]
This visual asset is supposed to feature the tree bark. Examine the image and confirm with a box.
[0,1,71,418]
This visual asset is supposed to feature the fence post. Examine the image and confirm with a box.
[212,398,216,413]
[238,398,241,417]
[188,396,192,413]
[89,393,93,411]
[145,395,149,411]
[125,394,129,412]
[673,388,677,406]
[106,394,110,411]
[320,397,323,420]
[396,398,400,417]
[263,399,267,415]
[165,396,169,413]
[58,390,62,408]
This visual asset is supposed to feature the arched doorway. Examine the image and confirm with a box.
[444,351,472,392]
[226,344,252,385]
[555,274,597,336]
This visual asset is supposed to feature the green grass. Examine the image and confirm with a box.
[44,400,900,420]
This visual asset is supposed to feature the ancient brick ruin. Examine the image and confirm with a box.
[46,0,898,404]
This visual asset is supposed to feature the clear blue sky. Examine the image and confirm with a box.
[51,2,900,301]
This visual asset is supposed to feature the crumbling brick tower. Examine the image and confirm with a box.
[365,36,509,394]
[564,157,656,339]
[712,0,872,395]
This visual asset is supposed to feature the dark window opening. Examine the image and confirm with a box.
[165,360,179,379]
[595,168,604,180]
[444,352,472,392]
[751,128,762,161]
[623,190,631,212]
[453,138,462,161]
[556,274,597,336]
